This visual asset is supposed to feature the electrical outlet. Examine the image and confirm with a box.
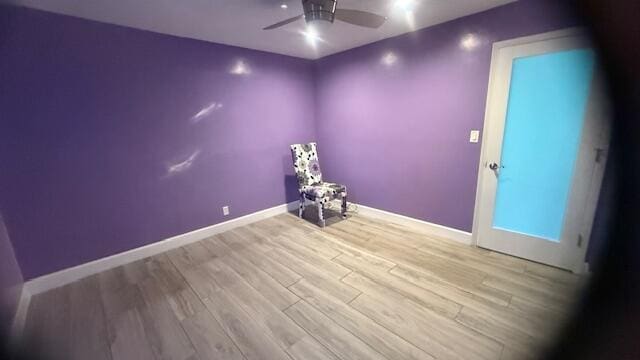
[222,206,230,216]
[469,130,480,143]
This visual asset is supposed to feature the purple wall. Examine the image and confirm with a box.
[0,1,582,280]
[314,0,580,232]
[0,6,316,279]
[0,214,23,337]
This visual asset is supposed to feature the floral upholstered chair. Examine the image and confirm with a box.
[290,142,347,227]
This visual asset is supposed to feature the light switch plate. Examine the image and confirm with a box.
[469,130,480,143]
[222,206,230,216]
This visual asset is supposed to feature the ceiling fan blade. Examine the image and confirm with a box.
[335,9,386,29]
[263,15,305,30]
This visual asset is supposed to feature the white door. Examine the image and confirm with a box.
[473,28,610,273]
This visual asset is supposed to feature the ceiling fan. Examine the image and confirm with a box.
[263,0,387,30]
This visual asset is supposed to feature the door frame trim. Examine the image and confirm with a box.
[471,27,596,271]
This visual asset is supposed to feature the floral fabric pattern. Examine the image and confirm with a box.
[290,143,347,204]
[308,159,322,177]
[301,182,347,204]
[291,142,323,187]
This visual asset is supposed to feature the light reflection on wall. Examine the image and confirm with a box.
[381,51,399,66]
[165,150,201,177]
[229,59,251,75]
[190,102,223,124]
[460,33,481,51]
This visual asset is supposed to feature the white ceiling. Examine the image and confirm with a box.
[4,0,516,59]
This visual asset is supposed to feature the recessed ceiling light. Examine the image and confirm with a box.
[394,0,416,12]
[280,3,288,9]
[302,27,320,47]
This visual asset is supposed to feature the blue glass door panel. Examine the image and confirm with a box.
[492,49,596,241]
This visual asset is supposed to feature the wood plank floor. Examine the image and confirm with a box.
[22,211,585,360]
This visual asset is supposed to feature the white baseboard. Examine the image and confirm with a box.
[9,286,31,347]
[24,201,298,296]
[22,200,470,296]
[356,204,473,245]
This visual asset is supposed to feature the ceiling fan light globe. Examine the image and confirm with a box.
[303,0,337,24]
[264,0,386,31]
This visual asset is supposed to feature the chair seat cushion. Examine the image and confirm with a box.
[302,182,347,203]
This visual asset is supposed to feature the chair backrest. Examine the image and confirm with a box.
[290,142,323,188]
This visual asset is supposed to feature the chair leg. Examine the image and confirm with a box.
[341,194,348,219]
[317,201,326,228]
[298,194,305,218]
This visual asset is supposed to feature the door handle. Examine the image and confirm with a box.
[488,162,504,176]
